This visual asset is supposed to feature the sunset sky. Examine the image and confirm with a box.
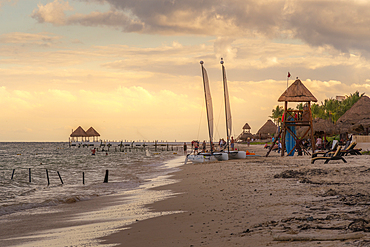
[1,0,370,142]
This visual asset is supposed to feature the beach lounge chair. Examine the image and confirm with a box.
[311,146,347,164]
[312,141,339,158]
[340,142,362,156]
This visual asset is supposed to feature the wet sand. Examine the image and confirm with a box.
[102,145,370,247]
[0,157,185,247]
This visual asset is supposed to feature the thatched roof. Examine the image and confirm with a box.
[336,96,370,133]
[351,119,370,133]
[278,79,317,102]
[86,127,100,137]
[313,118,338,135]
[297,118,339,137]
[257,120,277,135]
[70,126,87,137]
[238,132,253,141]
[242,123,251,130]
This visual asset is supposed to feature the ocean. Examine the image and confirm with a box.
[0,142,185,246]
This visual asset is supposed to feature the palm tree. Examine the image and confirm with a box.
[269,105,284,125]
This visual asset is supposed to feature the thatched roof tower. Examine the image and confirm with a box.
[242,123,251,133]
[278,79,317,102]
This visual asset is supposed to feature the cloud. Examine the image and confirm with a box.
[31,0,73,26]
[31,0,370,57]
[284,1,370,56]
[0,32,62,46]
[67,11,144,32]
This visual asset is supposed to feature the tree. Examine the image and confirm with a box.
[269,105,284,124]
[299,91,364,123]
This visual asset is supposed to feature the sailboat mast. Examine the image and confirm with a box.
[221,58,230,152]
[200,61,213,153]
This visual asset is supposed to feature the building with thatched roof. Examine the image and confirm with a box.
[242,123,251,133]
[86,127,100,142]
[257,120,277,139]
[297,118,338,138]
[336,96,370,134]
[236,123,253,141]
[70,126,88,142]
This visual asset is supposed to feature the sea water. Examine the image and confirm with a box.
[0,142,185,246]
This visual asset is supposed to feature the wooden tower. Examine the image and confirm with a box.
[266,78,317,157]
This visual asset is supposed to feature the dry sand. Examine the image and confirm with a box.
[102,145,370,247]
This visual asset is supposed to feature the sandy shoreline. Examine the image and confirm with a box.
[0,157,184,247]
[102,145,370,247]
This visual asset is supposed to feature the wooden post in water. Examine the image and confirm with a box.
[46,169,50,185]
[11,169,15,180]
[57,171,64,184]
[103,170,109,183]
[83,172,85,184]
[29,168,31,183]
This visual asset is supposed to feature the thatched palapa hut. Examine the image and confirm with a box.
[237,123,253,141]
[313,118,338,136]
[336,96,370,134]
[70,126,101,142]
[242,123,251,133]
[70,126,88,142]
[257,120,277,139]
[86,127,100,142]
[297,118,338,137]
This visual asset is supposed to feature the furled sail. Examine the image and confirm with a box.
[221,59,232,140]
[200,61,214,145]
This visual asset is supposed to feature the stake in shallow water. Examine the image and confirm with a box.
[57,171,64,185]
[46,169,50,186]
[11,169,15,180]
[103,170,109,183]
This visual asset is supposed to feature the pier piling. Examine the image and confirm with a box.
[11,169,15,180]
[83,172,85,184]
[29,168,31,183]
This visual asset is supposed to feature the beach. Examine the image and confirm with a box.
[102,145,370,247]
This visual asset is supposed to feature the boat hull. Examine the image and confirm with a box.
[213,152,229,161]
[228,151,247,159]
[186,153,218,163]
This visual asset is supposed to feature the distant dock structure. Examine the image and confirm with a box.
[69,126,186,150]
[70,126,100,143]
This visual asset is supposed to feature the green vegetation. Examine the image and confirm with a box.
[269,105,284,124]
[269,91,365,123]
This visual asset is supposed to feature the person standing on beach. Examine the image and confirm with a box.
[230,136,235,150]
[194,141,199,154]
[183,142,187,154]
[202,140,206,152]
[91,148,96,155]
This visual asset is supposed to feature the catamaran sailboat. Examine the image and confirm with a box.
[186,61,228,163]
[214,58,246,160]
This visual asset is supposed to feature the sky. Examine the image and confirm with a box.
[1,0,370,142]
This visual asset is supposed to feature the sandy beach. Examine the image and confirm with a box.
[102,144,370,247]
